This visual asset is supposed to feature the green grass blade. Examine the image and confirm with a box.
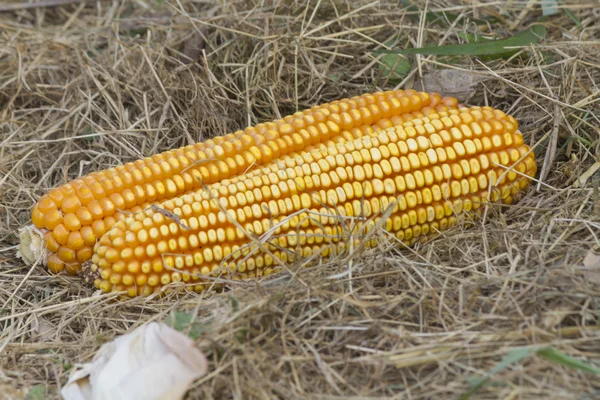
[537,348,600,375]
[375,25,547,57]
[459,347,536,400]
[561,3,583,29]
[456,32,492,43]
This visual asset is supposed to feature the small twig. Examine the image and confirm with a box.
[0,0,92,12]
[150,205,191,231]
[537,102,562,191]
[2,257,41,308]
[508,0,537,30]
[180,157,219,174]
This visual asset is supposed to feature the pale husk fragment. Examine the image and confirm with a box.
[16,225,47,266]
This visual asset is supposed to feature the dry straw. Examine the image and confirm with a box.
[1,0,599,398]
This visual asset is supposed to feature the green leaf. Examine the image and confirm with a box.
[459,347,535,400]
[564,134,592,148]
[561,2,583,29]
[25,385,46,400]
[165,311,192,330]
[165,311,208,340]
[541,0,559,16]
[537,348,600,375]
[378,54,411,83]
[235,327,248,343]
[229,295,239,312]
[327,73,341,82]
[460,346,600,399]
[375,25,547,58]
[377,34,410,82]
[78,126,94,143]
[540,50,556,64]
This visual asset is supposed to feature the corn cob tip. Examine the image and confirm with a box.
[17,225,47,266]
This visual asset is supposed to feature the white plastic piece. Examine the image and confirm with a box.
[61,322,208,400]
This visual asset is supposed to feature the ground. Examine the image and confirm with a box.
[1,1,599,399]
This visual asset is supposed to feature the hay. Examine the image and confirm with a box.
[1,0,599,398]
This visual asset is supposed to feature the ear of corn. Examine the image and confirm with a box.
[21,90,536,298]
[24,89,459,274]
[88,106,535,297]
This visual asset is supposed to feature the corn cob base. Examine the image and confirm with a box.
[19,90,537,298]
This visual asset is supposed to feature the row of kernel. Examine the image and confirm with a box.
[157,143,529,225]
[181,126,526,209]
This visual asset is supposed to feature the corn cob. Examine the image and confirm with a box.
[88,106,536,297]
[20,90,458,274]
